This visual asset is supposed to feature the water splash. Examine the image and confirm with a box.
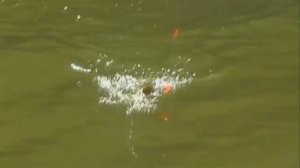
[71,54,195,115]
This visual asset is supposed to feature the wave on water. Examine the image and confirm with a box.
[71,54,195,115]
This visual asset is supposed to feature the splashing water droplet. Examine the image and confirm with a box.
[71,56,195,115]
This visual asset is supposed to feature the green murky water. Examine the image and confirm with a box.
[0,0,298,167]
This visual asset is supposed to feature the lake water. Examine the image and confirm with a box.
[0,0,299,167]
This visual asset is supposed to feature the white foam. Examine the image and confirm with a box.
[96,71,193,114]
[70,63,91,73]
[71,57,195,115]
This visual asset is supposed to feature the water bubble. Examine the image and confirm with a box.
[63,6,68,12]
[76,14,81,21]
[76,81,82,87]
[106,60,113,66]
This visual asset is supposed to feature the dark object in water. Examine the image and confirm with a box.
[142,85,154,95]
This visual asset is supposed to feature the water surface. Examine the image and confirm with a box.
[0,0,298,167]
